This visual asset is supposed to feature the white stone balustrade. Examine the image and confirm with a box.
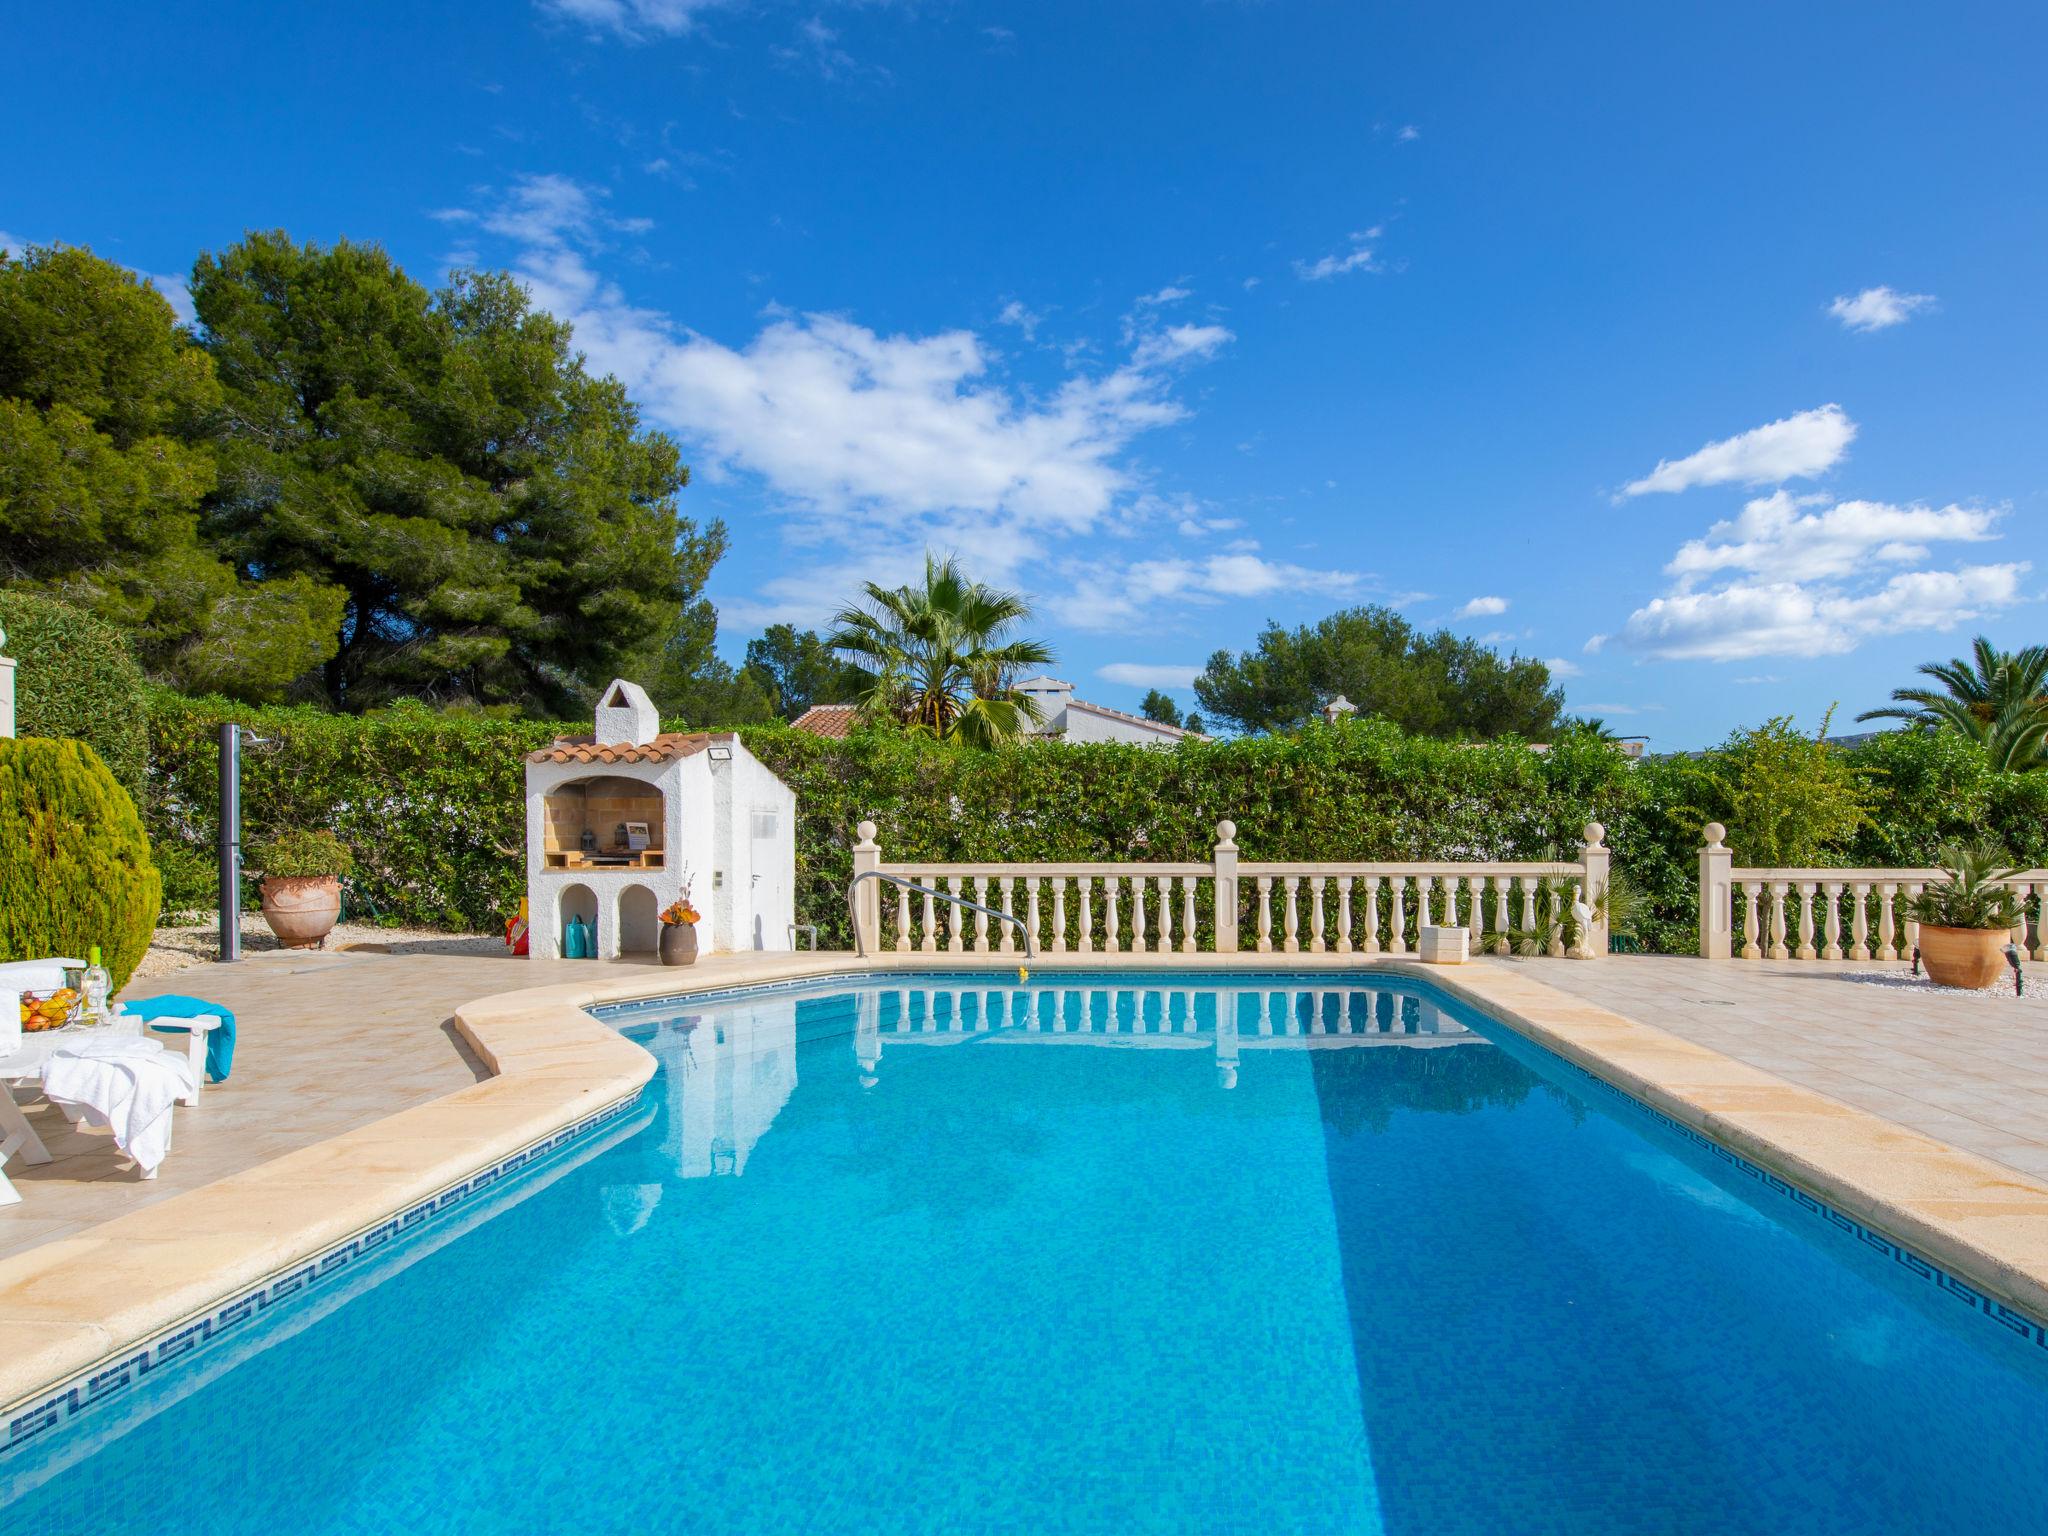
[1696,822,2048,962]
[850,820,1611,958]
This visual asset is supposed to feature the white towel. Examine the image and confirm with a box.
[41,1038,197,1175]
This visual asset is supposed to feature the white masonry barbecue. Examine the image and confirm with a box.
[524,680,798,961]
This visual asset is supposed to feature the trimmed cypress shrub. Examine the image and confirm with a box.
[0,591,150,796]
[0,737,162,990]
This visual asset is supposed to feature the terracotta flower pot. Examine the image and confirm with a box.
[659,922,700,966]
[260,874,342,949]
[1918,923,2009,989]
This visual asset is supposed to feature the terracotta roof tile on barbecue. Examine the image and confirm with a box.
[789,704,860,739]
[526,731,732,765]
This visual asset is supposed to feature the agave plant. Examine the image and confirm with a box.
[828,554,1055,749]
[1905,843,2025,932]
[1858,637,2048,772]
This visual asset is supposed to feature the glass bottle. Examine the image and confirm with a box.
[82,944,111,1025]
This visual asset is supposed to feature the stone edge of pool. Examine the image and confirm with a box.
[1,952,2046,1427]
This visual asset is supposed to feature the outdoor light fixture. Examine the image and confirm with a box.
[707,745,733,762]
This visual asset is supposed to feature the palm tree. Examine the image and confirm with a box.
[1858,637,2048,771]
[828,554,1055,748]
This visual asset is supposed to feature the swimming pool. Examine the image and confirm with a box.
[4,971,2046,1533]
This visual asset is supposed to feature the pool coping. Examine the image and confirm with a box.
[2,950,2046,1430]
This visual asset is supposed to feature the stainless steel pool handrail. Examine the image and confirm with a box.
[847,870,1037,961]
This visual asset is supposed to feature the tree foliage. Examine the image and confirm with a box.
[1195,605,1566,738]
[0,736,162,990]
[1669,713,1871,868]
[0,591,151,795]
[828,554,1055,747]
[192,232,719,713]
[743,624,869,719]
[0,243,341,698]
[1858,635,2048,772]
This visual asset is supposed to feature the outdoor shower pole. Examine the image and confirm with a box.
[218,720,242,962]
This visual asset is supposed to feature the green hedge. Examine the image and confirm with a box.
[0,591,150,796]
[0,737,162,990]
[140,698,2048,951]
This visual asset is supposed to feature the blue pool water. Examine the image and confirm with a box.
[5,972,2047,1533]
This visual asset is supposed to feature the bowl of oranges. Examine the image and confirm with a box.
[18,988,78,1032]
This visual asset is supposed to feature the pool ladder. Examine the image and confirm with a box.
[846,871,1037,961]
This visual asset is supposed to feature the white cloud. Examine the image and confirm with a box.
[1583,703,1639,716]
[489,175,1241,627]
[1133,285,1191,308]
[1295,227,1383,282]
[1620,404,1855,498]
[1455,595,1509,619]
[1828,286,1936,333]
[1046,553,1362,631]
[1544,657,1582,678]
[1397,124,1420,142]
[1732,675,1780,685]
[537,0,730,39]
[1583,634,1608,653]
[1620,564,2027,662]
[434,173,648,250]
[1666,490,1999,584]
[1097,662,1202,690]
[995,299,1040,339]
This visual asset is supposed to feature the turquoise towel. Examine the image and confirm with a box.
[123,994,237,1082]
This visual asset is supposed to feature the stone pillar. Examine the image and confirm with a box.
[851,820,882,954]
[1212,820,1239,953]
[1577,823,1610,957]
[1698,822,1733,960]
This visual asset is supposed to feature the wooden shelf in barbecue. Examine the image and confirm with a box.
[544,850,667,871]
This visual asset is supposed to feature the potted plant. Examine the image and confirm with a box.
[1907,843,2023,990]
[659,889,702,966]
[256,829,355,949]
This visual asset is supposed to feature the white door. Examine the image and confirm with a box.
[748,807,792,949]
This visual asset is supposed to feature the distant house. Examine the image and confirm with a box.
[788,678,1205,748]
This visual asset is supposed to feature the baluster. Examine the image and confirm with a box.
[920,881,938,953]
[1415,874,1434,930]
[1000,877,1017,954]
[973,877,990,953]
[1156,875,1174,953]
[2032,882,2048,963]
[1362,876,1382,956]
[1902,882,1923,956]
[1848,879,1870,960]
[894,881,913,953]
[1467,875,1487,948]
[1518,877,1538,945]
[1103,876,1122,954]
[1078,876,1095,954]
[1131,876,1147,953]
[1336,876,1354,955]
[1181,876,1199,953]
[1256,877,1274,952]
[1390,876,1409,955]
[1822,881,1843,960]
[1795,881,1817,960]
[1767,881,1789,960]
[1491,876,1512,955]
[945,877,965,953]
[1739,881,1762,959]
[1279,876,1299,953]
[1546,884,1566,957]
[1048,877,1066,954]
[1876,881,1896,961]
[1309,877,1327,953]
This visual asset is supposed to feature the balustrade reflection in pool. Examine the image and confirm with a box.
[631,982,1477,1180]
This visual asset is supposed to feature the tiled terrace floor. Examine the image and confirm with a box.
[3,947,2044,1263]
[1502,953,2048,1183]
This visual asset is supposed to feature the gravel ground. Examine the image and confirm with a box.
[136,916,506,980]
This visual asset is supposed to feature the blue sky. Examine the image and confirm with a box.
[5,0,2044,746]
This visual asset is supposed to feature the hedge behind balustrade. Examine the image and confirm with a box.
[0,591,151,796]
[140,697,2048,951]
[0,736,162,990]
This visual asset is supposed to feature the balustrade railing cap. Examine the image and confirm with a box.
[1702,822,1726,847]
